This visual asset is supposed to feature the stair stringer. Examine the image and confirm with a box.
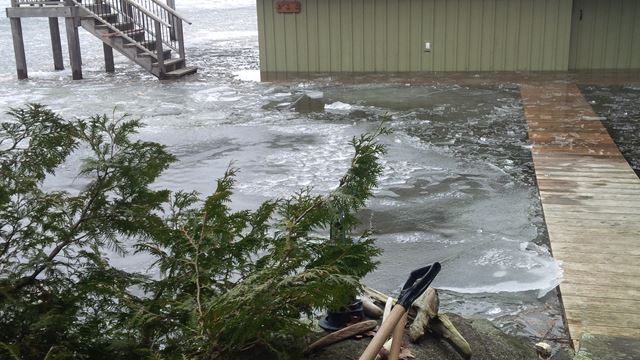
[80,18,162,78]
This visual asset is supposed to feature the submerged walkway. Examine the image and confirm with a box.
[521,83,640,349]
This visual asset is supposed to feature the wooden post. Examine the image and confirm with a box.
[64,5,82,80]
[176,18,185,60]
[10,18,28,80]
[103,43,115,72]
[154,20,165,79]
[48,17,64,70]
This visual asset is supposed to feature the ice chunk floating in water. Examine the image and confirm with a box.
[325,101,353,112]
[233,70,261,82]
[438,244,563,298]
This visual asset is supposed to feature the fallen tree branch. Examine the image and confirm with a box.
[363,285,391,306]
[362,297,384,319]
[409,287,439,342]
[305,320,378,354]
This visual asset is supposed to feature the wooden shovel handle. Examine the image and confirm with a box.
[359,305,407,360]
[389,312,407,360]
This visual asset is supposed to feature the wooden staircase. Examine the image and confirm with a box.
[6,0,197,80]
[77,0,196,79]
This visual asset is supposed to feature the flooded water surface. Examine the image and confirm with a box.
[1,0,572,342]
[581,85,640,178]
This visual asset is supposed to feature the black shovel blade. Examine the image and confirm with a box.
[397,262,441,308]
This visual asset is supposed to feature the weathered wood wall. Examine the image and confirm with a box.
[569,0,640,70]
[257,0,575,73]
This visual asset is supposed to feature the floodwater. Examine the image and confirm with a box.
[581,85,640,178]
[0,0,579,344]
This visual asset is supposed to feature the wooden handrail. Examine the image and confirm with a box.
[70,0,158,57]
[123,0,171,28]
[142,0,192,25]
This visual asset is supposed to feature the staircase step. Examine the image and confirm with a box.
[97,13,119,23]
[138,49,172,60]
[164,66,198,79]
[118,29,146,41]
[124,40,157,52]
[96,22,134,31]
[124,40,152,48]
[153,58,184,68]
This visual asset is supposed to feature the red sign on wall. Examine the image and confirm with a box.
[276,0,301,14]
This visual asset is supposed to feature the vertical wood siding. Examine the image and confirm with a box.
[257,0,575,73]
[569,0,640,70]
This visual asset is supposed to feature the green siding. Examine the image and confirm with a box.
[363,0,375,71]
[256,0,267,72]
[421,0,434,71]
[409,0,422,71]
[374,0,387,71]
[457,0,470,71]
[398,0,411,71]
[352,0,365,71]
[493,0,508,71]
[340,0,353,71]
[569,0,640,70]
[306,0,319,71]
[259,0,639,74]
[317,0,330,71]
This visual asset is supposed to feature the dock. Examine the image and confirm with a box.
[521,83,640,350]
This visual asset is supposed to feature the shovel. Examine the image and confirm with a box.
[359,262,441,360]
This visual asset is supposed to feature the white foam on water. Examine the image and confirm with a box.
[24,70,71,80]
[192,86,242,102]
[233,69,261,82]
[189,30,258,43]
[387,231,448,244]
[233,123,353,196]
[180,0,255,9]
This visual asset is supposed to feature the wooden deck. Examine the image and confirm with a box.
[521,83,640,349]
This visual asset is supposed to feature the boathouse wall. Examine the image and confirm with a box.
[257,0,640,75]
[569,0,640,70]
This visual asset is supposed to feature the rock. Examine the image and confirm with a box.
[535,341,552,359]
[290,94,325,113]
[349,109,369,119]
[307,313,539,360]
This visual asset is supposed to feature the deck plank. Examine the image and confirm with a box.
[521,83,640,348]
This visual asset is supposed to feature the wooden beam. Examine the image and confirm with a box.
[103,43,114,72]
[48,17,64,70]
[6,6,75,18]
[10,17,27,79]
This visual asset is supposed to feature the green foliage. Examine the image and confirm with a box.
[1,104,174,359]
[0,105,388,359]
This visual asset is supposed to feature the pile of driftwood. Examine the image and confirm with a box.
[306,286,471,359]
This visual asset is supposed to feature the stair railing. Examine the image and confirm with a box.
[72,0,191,75]
[134,0,191,59]
[71,0,167,63]
[11,0,65,6]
